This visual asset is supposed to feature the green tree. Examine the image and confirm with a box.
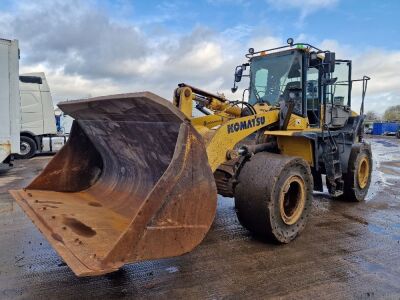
[383,105,400,121]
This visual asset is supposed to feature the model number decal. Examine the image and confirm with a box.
[227,116,266,134]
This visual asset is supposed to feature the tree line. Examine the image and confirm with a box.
[365,105,400,122]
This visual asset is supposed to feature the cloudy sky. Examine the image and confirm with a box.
[1,0,399,114]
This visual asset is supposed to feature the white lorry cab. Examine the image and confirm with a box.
[17,72,67,159]
[0,38,20,170]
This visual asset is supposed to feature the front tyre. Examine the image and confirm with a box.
[234,152,313,243]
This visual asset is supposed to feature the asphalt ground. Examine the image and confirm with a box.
[0,136,399,299]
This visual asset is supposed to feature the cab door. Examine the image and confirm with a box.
[20,76,44,135]
[325,60,352,128]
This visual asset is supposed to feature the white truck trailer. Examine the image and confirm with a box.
[1,38,69,163]
[0,38,20,170]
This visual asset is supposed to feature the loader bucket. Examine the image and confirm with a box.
[10,92,217,276]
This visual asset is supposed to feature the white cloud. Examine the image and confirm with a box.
[266,0,339,22]
[268,0,338,9]
[0,0,399,116]
[351,50,400,115]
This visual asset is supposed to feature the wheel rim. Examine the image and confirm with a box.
[279,175,306,225]
[357,156,370,189]
[20,141,31,156]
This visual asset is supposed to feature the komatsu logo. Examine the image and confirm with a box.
[227,116,266,134]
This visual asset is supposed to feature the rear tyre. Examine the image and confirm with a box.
[15,136,37,159]
[234,152,313,243]
[341,143,372,202]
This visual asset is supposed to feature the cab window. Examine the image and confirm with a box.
[331,61,351,106]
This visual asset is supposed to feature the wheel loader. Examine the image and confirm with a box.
[10,39,372,276]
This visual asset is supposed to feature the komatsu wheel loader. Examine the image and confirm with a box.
[10,39,372,276]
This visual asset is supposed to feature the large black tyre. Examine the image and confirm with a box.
[234,152,313,243]
[15,136,37,159]
[341,143,372,202]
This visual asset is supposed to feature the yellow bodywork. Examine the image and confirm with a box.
[276,136,314,166]
[198,111,279,171]
[176,87,316,171]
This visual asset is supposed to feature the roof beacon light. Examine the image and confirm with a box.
[287,38,294,46]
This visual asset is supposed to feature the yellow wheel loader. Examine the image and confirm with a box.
[10,39,372,276]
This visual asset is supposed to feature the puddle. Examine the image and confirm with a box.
[368,223,400,241]
[165,266,179,273]
[362,261,385,273]
[379,160,400,176]
[368,224,386,235]
[367,139,400,196]
[374,140,398,148]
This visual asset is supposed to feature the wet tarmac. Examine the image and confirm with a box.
[0,137,399,299]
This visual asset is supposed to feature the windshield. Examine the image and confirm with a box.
[249,51,302,106]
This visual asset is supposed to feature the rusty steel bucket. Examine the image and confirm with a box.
[10,92,217,276]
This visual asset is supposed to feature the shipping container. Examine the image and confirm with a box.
[372,122,400,135]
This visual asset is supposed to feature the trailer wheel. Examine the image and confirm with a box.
[15,136,37,159]
[342,143,372,202]
[234,152,313,243]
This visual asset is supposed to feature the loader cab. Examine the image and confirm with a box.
[242,45,352,129]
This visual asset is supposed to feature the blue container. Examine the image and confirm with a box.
[372,122,400,135]
[372,123,383,135]
[384,122,399,133]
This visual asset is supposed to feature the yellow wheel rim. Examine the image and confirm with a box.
[357,156,370,189]
[279,175,306,225]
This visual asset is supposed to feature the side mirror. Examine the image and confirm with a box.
[232,65,245,93]
[234,66,243,82]
[309,52,320,68]
[324,52,335,73]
